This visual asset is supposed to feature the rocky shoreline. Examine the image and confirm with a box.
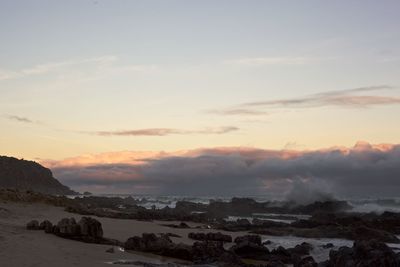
[26,215,400,266]
[3,189,398,266]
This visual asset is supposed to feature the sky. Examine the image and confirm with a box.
[1,1,400,196]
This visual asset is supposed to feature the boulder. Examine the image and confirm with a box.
[105,247,115,253]
[350,226,399,243]
[162,243,192,261]
[188,232,232,242]
[78,217,103,239]
[125,233,172,253]
[57,218,80,236]
[26,220,40,230]
[234,235,262,245]
[192,241,226,263]
[39,220,53,233]
[289,242,313,256]
[230,240,270,260]
[327,239,400,267]
[294,255,317,267]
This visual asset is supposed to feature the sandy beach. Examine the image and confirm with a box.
[0,201,248,267]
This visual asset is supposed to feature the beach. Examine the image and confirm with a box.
[0,201,248,267]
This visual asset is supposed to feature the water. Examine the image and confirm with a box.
[68,194,400,215]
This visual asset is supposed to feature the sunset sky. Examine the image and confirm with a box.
[1,1,400,195]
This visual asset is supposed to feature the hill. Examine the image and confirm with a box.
[0,156,77,195]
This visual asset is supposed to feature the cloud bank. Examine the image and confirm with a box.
[42,142,400,197]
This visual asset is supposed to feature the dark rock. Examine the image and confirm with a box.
[105,247,115,253]
[267,261,286,267]
[322,243,334,249]
[125,236,146,251]
[270,246,292,264]
[179,222,189,228]
[192,241,225,263]
[289,242,313,256]
[39,220,53,233]
[230,240,270,260]
[160,233,181,238]
[269,243,313,265]
[351,225,399,243]
[327,239,400,267]
[125,233,172,252]
[188,232,206,240]
[26,220,40,230]
[188,232,232,242]
[234,234,262,245]
[236,218,251,227]
[294,255,317,267]
[57,218,80,236]
[263,240,272,246]
[162,243,192,261]
[78,217,103,239]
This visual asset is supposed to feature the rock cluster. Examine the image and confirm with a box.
[188,232,232,242]
[27,216,106,244]
[321,239,400,267]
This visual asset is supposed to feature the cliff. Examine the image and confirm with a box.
[0,156,77,195]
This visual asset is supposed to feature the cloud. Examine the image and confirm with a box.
[206,109,267,116]
[224,56,321,66]
[0,55,156,81]
[4,114,40,124]
[44,142,400,197]
[209,86,399,117]
[89,126,239,137]
[242,85,400,108]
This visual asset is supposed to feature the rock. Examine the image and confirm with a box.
[192,241,226,263]
[269,243,313,265]
[206,232,232,242]
[230,240,270,260]
[105,247,115,253]
[178,222,189,228]
[39,220,53,233]
[125,236,146,251]
[322,243,334,249]
[327,239,400,267]
[188,232,232,242]
[160,233,181,238]
[57,218,80,236]
[267,261,286,267]
[270,246,292,264]
[263,240,272,246]
[294,255,317,267]
[162,222,191,229]
[26,220,40,230]
[350,225,399,243]
[125,233,172,252]
[188,232,206,240]
[289,242,313,256]
[216,250,243,267]
[234,235,262,245]
[236,218,251,227]
[161,243,192,261]
[78,217,103,239]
